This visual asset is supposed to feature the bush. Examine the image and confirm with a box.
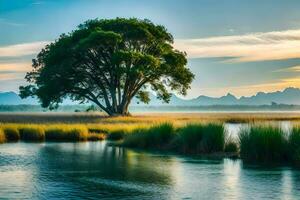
[123,123,175,149]
[20,128,45,142]
[3,128,20,142]
[239,126,288,163]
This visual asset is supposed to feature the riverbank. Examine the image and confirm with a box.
[0,112,300,166]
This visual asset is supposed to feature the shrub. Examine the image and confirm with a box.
[239,126,288,163]
[3,128,20,142]
[20,128,45,142]
[123,123,175,149]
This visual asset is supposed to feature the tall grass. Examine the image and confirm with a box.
[20,127,45,142]
[239,125,288,163]
[3,128,20,142]
[0,129,5,143]
[45,127,88,141]
[122,123,228,154]
[172,123,225,154]
[289,127,300,166]
[123,123,175,149]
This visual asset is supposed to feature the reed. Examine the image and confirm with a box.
[239,125,288,163]
[19,127,45,142]
[3,127,20,142]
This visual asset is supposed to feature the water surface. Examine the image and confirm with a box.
[0,141,300,200]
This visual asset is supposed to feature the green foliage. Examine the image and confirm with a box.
[123,123,174,148]
[224,141,238,153]
[87,133,105,141]
[239,126,288,163]
[20,18,194,116]
[45,128,88,141]
[172,123,225,154]
[3,128,20,142]
[289,127,300,166]
[0,129,5,143]
[20,128,45,142]
[106,130,126,140]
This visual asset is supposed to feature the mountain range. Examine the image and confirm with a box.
[1,87,300,106]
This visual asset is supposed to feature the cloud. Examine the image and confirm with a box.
[274,65,300,73]
[193,77,300,98]
[174,29,300,62]
[0,62,31,72]
[0,41,49,57]
[0,18,26,27]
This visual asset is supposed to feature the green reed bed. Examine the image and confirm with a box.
[0,129,5,143]
[239,125,289,164]
[45,128,89,142]
[20,127,45,142]
[123,123,175,149]
[122,123,235,155]
[3,128,20,142]
[289,127,300,166]
[171,123,227,154]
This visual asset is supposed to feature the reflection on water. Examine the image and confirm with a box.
[0,135,300,199]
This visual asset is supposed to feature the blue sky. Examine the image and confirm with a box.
[1,0,300,98]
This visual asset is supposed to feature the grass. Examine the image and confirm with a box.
[20,127,45,142]
[0,129,5,143]
[3,127,20,142]
[122,123,230,155]
[123,123,175,149]
[289,127,300,166]
[171,123,226,154]
[239,125,288,163]
[1,112,300,166]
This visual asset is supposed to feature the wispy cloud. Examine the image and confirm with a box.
[174,29,300,62]
[0,18,26,27]
[0,41,49,57]
[194,77,300,98]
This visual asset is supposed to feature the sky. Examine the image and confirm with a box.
[2,0,300,98]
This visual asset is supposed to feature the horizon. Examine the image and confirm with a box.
[2,0,300,98]
[0,86,300,100]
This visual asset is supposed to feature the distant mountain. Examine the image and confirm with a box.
[1,87,300,106]
[135,87,300,106]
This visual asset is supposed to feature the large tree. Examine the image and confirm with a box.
[20,18,194,116]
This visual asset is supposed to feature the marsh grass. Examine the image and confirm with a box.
[0,129,5,143]
[3,127,20,142]
[289,127,300,166]
[123,123,175,149]
[106,130,127,140]
[45,127,89,141]
[239,125,288,163]
[20,127,45,142]
[171,123,225,154]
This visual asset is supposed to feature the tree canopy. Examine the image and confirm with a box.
[20,18,194,116]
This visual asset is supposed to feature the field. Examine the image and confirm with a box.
[1,112,300,166]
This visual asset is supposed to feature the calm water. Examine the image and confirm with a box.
[0,140,300,200]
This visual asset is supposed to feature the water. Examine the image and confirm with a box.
[0,141,300,200]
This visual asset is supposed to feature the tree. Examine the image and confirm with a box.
[20,18,194,116]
